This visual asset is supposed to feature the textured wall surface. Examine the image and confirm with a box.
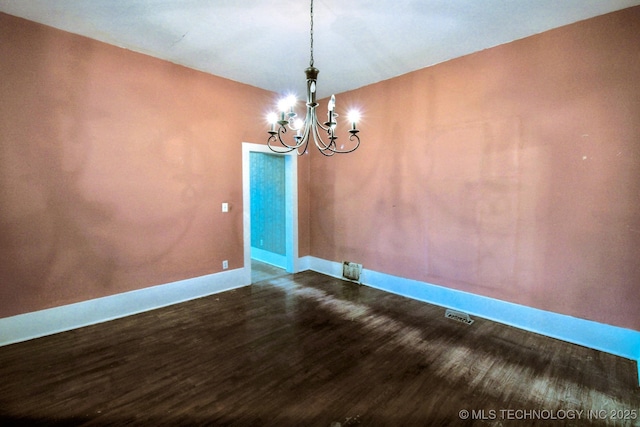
[250,152,286,256]
[309,7,640,330]
[0,13,270,318]
[2,8,639,333]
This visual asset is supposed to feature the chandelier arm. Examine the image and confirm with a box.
[313,124,335,156]
[276,126,299,151]
[267,132,296,154]
[285,121,298,132]
[269,109,360,155]
[314,124,361,155]
[336,133,361,154]
[310,117,338,155]
[319,147,336,157]
[323,136,360,154]
[310,110,330,150]
[265,0,361,156]
[269,125,302,153]
[313,111,339,151]
[306,104,331,152]
[296,110,313,155]
[315,118,330,133]
[309,113,326,149]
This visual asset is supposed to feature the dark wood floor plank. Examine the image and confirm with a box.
[1,270,639,426]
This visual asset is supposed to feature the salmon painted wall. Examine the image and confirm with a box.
[310,7,640,331]
[0,13,275,318]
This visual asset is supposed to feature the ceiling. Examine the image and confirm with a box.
[1,0,639,99]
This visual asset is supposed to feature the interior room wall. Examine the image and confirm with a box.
[250,152,287,265]
[0,13,271,318]
[309,6,640,331]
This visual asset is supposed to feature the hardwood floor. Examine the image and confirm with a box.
[251,259,288,283]
[0,271,638,426]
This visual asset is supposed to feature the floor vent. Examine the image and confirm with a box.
[342,261,362,283]
[445,309,474,325]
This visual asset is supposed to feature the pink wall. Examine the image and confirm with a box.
[2,8,638,332]
[310,7,640,331]
[0,13,273,318]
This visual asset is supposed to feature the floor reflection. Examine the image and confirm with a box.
[251,259,288,283]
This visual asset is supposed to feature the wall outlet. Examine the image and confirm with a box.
[221,203,229,212]
[222,260,229,270]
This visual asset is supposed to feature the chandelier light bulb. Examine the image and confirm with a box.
[265,0,361,156]
[328,95,335,112]
[279,95,297,113]
[277,99,287,113]
[347,110,361,131]
[267,112,278,132]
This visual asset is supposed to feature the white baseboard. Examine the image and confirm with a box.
[298,255,311,272]
[306,256,640,384]
[0,267,249,347]
[251,247,287,269]
[2,258,638,385]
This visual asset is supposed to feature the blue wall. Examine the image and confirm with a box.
[250,152,286,257]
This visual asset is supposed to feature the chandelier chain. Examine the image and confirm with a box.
[266,0,361,156]
[309,0,314,66]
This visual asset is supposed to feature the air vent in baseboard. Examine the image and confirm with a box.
[445,309,474,325]
[342,261,362,283]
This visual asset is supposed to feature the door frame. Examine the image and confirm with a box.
[242,142,299,284]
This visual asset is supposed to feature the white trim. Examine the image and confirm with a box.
[0,268,249,347]
[298,255,311,272]
[3,256,638,384]
[306,256,640,381]
[242,144,253,285]
[242,143,300,281]
[251,247,287,269]
[284,152,299,273]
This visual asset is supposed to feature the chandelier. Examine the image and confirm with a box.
[267,0,361,156]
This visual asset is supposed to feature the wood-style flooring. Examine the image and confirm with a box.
[0,270,638,426]
[251,260,288,283]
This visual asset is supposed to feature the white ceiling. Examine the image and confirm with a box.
[1,0,639,98]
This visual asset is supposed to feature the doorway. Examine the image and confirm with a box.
[242,143,298,284]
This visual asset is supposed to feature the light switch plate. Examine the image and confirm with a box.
[222,202,229,212]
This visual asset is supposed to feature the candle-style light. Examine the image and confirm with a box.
[266,0,361,156]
